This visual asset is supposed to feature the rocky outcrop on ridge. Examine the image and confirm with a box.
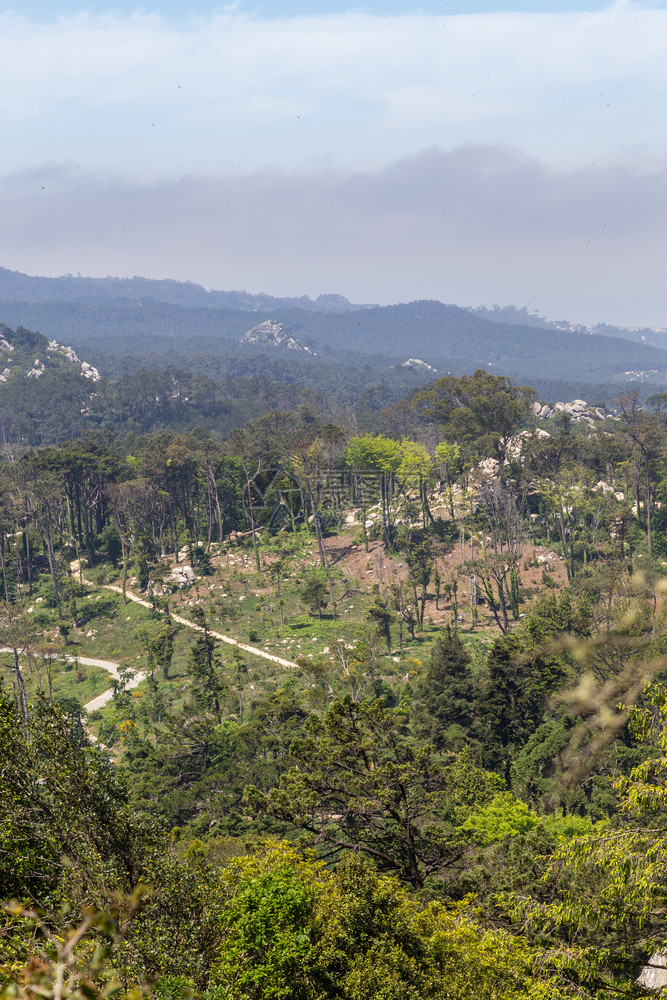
[48,340,101,381]
[531,399,608,426]
[0,324,101,383]
[241,320,314,354]
[402,358,437,372]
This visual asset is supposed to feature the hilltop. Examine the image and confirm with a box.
[240,319,315,353]
[0,323,100,384]
[0,269,665,406]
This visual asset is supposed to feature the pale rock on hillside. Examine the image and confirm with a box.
[240,320,315,354]
[0,324,101,383]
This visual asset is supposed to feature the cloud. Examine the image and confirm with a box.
[0,145,666,327]
[0,6,666,173]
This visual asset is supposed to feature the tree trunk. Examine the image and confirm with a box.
[12,647,28,731]
[306,478,336,618]
[646,463,652,556]
[0,534,8,604]
[242,460,261,573]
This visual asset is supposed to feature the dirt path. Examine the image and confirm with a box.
[6,563,299,728]
[0,647,146,713]
[80,575,299,671]
[171,610,298,669]
[82,662,146,712]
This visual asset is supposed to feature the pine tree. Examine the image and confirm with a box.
[188,606,225,716]
[413,628,476,749]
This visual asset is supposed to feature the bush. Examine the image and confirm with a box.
[299,572,329,618]
[93,565,112,585]
[194,545,214,576]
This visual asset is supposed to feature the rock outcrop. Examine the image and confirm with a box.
[241,320,314,354]
[531,399,608,426]
[48,340,101,381]
[0,325,101,383]
[637,953,667,991]
[402,358,437,372]
[168,565,196,588]
[505,428,551,461]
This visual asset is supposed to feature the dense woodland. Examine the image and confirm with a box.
[2,269,667,443]
[6,354,667,998]
[13,295,667,389]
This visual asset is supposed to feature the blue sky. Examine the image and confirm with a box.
[9,1,648,15]
[1,0,666,325]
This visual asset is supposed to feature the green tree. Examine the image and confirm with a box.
[398,439,435,528]
[268,556,287,634]
[229,647,248,723]
[415,370,534,474]
[147,618,178,680]
[0,605,37,727]
[345,434,403,548]
[365,595,394,652]
[247,697,463,890]
[300,572,329,618]
[616,390,665,557]
[477,635,555,780]
[413,629,477,750]
[0,694,154,904]
[188,606,225,715]
[405,537,433,628]
[435,441,471,518]
[213,844,319,1000]
[210,844,574,1000]
[509,681,667,993]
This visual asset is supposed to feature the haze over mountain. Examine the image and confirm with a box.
[4,6,667,327]
[0,269,665,402]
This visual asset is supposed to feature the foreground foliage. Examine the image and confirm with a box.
[6,368,667,997]
[2,841,576,1000]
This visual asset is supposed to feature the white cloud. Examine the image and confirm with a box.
[0,7,665,172]
[1,146,666,327]
[1,5,665,328]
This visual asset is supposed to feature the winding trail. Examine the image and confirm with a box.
[8,553,299,724]
[81,659,147,712]
[10,567,301,718]
[95,581,298,670]
[0,647,145,712]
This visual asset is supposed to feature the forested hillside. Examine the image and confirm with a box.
[1,269,666,407]
[0,315,661,452]
[4,368,667,997]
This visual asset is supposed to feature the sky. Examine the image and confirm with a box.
[1,0,667,326]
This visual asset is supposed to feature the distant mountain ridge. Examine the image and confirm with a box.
[0,268,666,396]
[470,303,667,350]
[0,268,365,313]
